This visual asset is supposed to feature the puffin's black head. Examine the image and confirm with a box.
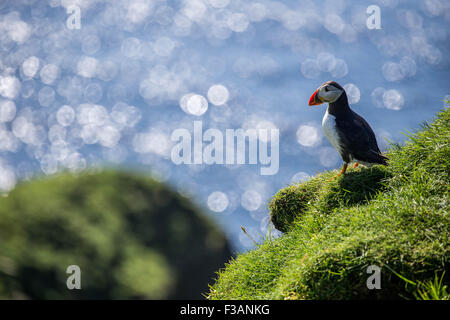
[308,81,345,106]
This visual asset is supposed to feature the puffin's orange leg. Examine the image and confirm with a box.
[337,163,348,177]
[328,163,348,181]
[353,162,359,168]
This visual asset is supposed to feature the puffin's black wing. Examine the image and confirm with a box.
[335,111,388,165]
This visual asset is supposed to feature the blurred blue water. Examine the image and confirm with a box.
[0,0,449,251]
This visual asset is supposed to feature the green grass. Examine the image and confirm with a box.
[208,107,449,300]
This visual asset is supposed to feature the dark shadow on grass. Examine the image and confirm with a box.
[270,166,391,233]
[334,166,391,206]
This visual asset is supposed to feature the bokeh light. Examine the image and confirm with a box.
[207,191,230,213]
[296,125,321,147]
[0,0,448,252]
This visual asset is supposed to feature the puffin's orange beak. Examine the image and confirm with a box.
[308,89,323,106]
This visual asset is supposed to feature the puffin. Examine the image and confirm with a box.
[308,81,388,176]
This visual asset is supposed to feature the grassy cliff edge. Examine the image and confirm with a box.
[208,107,449,300]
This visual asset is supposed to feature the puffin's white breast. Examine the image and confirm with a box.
[322,110,343,155]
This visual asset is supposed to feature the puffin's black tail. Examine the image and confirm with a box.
[379,154,389,166]
[370,150,389,166]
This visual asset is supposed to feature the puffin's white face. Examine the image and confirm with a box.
[309,83,344,106]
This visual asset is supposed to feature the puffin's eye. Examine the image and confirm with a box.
[324,86,329,92]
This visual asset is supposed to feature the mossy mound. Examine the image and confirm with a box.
[209,108,449,300]
[0,171,232,299]
[270,166,390,233]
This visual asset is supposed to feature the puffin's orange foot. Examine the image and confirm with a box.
[353,162,359,168]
